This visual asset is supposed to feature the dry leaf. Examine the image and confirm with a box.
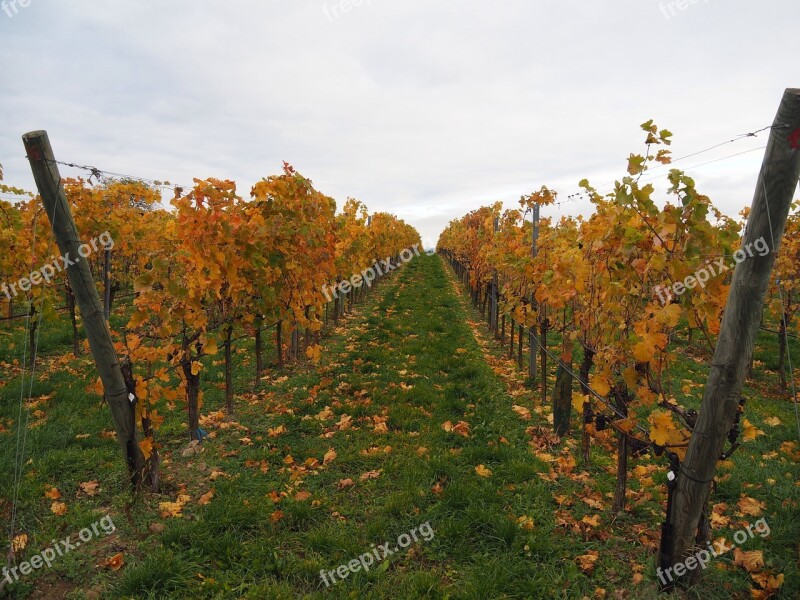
[750,571,784,594]
[159,494,191,518]
[139,437,154,460]
[733,548,764,573]
[512,405,532,420]
[80,481,100,496]
[741,419,765,442]
[453,421,471,437]
[11,534,28,553]
[475,464,492,478]
[576,551,599,573]
[270,510,284,524]
[268,424,287,437]
[517,516,534,530]
[102,552,125,571]
[581,514,600,527]
[737,496,766,517]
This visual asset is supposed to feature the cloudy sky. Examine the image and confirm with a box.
[1,0,797,248]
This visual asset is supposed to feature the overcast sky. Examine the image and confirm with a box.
[1,0,797,248]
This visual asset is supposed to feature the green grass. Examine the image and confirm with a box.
[0,255,797,599]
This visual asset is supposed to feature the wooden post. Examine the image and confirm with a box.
[552,334,573,436]
[224,323,234,414]
[528,204,540,380]
[22,130,142,485]
[276,320,284,366]
[103,243,112,320]
[291,324,299,359]
[255,318,264,382]
[580,345,595,465]
[611,385,629,514]
[491,217,499,336]
[540,314,548,404]
[65,283,80,356]
[304,306,311,348]
[658,88,800,587]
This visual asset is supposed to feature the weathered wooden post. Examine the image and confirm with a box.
[528,204,540,380]
[22,130,143,486]
[103,243,112,320]
[491,217,499,336]
[658,88,800,588]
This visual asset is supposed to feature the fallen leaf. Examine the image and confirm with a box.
[198,490,215,505]
[159,494,191,518]
[359,470,382,481]
[270,510,284,524]
[11,534,27,553]
[512,405,532,420]
[451,421,471,437]
[517,516,535,530]
[581,514,600,527]
[750,571,784,594]
[268,424,287,437]
[737,496,766,517]
[576,551,599,573]
[209,469,227,480]
[102,552,125,571]
[79,481,100,496]
[475,464,492,478]
[741,419,765,442]
[733,548,764,573]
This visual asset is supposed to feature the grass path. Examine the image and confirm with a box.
[115,254,609,598]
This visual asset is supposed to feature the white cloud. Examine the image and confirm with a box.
[1,0,796,248]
